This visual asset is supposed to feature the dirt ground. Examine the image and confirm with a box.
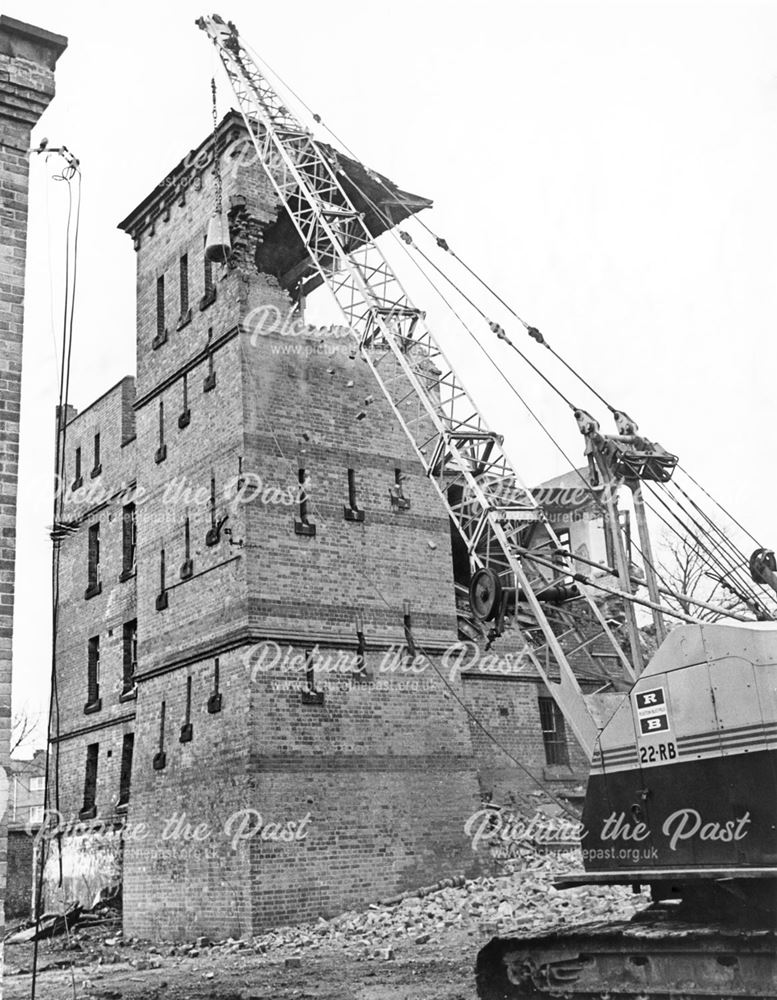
[5,929,478,1000]
[3,852,648,1000]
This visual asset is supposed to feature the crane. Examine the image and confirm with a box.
[198,16,777,997]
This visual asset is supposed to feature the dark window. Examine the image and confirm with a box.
[181,513,193,578]
[87,635,100,705]
[390,467,410,511]
[156,547,168,610]
[122,503,136,578]
[299,469,309,521]
[295,468,316,536]
[73,446,82,489]
[200,234,216,310]
[208,657,222,714]
[122,620,137,694]
[155,401,167,463]
[179,254,189,315]
[117,733,134,808]
[203,328,216,391]
[344,468,364,522]
[153,701,167,770]
[81,743,98,817]
[204,241,213,294]
[305,649,315,691]
[86,523,101,596]
[91,432,101,477]
[179,372,191,428]
[403,600,417,658]
[156,275,165,339]
[538,696,569,766]
[205,472,220,546]
[180,676,193,742]
[301,648,324,704]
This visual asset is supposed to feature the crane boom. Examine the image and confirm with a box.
[197,13,632,758]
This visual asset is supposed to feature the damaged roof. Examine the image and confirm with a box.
[118,110,431,295]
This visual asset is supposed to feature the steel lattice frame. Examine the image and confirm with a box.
[198,15,633,757]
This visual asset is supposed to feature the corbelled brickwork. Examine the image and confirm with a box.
[51,115,590,938]
[0,15,66,930]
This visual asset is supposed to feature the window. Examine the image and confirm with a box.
[207,657,222,714]
[122,619,137,695]
[389,467,410,511]
[29,776,45,793]
[72,446,82,490]
[86,635,101,711]
[538,696,569,766]
[179,676,193,743]
[181,514,193,578]
[155,400,167,463]
[179,253,190,322]
[205,472,221,546]
[154,274,167,347]
[117,733,134,809]
[306,650,315,692]
[153,701,167,770]
[121,502,136,580]
[156,548,168,611]
[301,648,324,705]
[81,743,98,818]
[200,235,216,310]
[294,468,315,536]
[86,523,101,598]
[29,806,44,825]
[91,432,101,478]
[344,468,364,522]
[178,372,191,428]
[203,328,216,392]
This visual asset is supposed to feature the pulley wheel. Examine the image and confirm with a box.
[470,567,503,622]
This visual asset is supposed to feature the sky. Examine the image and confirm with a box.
[7,0,777,747]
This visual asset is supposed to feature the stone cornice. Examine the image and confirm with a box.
[0,16,67,69]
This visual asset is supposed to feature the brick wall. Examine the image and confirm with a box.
[49,114,595,939]
[0,15,66,930]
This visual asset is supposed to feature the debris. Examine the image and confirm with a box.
[4,903,82,944]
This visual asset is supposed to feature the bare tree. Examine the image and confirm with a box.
[11,708,42,757]
[658,530,757,623]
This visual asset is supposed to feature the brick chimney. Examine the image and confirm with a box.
[0,12,67,927]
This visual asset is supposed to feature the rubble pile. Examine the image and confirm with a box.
[6,847,650,985]
[232,848,648,961]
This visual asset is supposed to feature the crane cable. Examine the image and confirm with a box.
[233,40,765,623]
[643,483,769,616]
[654,479,771,605]
[31,146,82,1000]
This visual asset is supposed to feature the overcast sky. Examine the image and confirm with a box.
[8,0,777,747]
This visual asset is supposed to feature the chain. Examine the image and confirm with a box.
[211,77,223,217]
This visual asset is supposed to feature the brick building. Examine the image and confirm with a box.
[47,114,610,939]
[0,15,67,929]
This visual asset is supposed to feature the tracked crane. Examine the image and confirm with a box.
[198,15,777,997]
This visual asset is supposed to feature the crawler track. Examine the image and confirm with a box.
[475,911,777,999]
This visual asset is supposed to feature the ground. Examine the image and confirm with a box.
[3,850,648,999]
